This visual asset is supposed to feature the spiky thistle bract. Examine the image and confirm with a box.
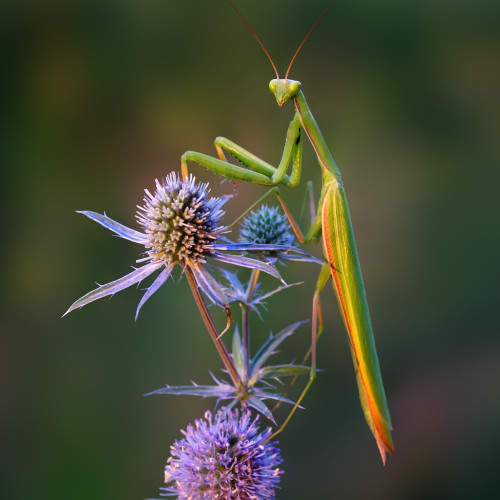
[146,321,310,423]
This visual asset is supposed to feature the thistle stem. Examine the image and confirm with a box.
[246,269,261,302]
[242,269,260,381]
[241,307,250,382]
[185,268,241,386]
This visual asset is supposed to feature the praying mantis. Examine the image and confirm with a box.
[181,0,394,463]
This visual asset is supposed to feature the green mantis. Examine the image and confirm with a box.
[181,0,394,463]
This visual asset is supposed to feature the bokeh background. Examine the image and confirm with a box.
[3,0,500,499]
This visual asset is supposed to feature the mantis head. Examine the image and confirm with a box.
[227,0,334,106]
[269,79,302,107]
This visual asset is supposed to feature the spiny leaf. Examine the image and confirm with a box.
[252,364,311,382]
[231,325,245,379]
[250,321,308,374]
[144,384,235,399]
[246,396,275,423]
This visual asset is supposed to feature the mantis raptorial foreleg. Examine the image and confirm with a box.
[181,113,303,187]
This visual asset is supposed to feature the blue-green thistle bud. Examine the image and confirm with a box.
[239,205,293,247]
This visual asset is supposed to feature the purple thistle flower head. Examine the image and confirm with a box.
[160,408,283,499]
[136,175,225,267]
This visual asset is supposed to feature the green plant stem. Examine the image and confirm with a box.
[245,269,261,302]
[241,269,260,382]
[185,267,241,386]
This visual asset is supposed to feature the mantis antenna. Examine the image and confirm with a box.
[285,0,338,78]
[226,0,338,78]
[225,0,279,79]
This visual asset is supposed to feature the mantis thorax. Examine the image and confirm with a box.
[269,79,301,107]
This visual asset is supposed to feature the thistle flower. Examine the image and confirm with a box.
[239,205,293,247]
[239,205,316,263]
[64,174,309,318]
[159,408,283,499]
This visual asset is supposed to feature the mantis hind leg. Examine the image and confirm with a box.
[267,263,331,441]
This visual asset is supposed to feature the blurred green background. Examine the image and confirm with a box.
[3,0,500,498]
